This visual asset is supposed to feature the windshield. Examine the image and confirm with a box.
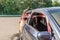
[48,9,60,26]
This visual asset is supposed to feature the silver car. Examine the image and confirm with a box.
[19,7,60,40]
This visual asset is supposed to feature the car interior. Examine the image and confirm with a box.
[29,12,48,31]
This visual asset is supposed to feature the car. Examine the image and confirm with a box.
[18,7,60,40]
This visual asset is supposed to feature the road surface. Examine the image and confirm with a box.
[0,17,20,40]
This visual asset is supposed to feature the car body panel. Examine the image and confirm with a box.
[23,24,38,40]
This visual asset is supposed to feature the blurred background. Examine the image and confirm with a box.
[0,0,60,15]
[0,0,60,40]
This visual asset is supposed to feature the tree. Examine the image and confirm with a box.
[0,0,52,15]
[44,0,52,7]
[52,0,60,6]
[0,0,21,15]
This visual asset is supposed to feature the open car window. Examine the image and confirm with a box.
[29,12,47,31]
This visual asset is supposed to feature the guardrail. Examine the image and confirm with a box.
[0,15,21,17]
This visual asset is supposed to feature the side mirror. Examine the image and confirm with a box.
[37,31,52,40]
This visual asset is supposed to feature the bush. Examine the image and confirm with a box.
[0,0,52,15]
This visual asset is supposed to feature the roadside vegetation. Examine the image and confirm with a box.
[0,0,60,15]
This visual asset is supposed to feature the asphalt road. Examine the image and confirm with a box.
[0,17,20,40]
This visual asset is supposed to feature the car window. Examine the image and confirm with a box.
[49,9,60,26]
[29,12,47,31]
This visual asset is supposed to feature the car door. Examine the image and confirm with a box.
[22,23,38,40]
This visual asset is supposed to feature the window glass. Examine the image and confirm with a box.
[49,9,60,26]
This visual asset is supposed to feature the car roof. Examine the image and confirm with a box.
[27,7,60,13]
[44,7,60,11]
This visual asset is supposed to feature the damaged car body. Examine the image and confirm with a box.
[19,7,60,40]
